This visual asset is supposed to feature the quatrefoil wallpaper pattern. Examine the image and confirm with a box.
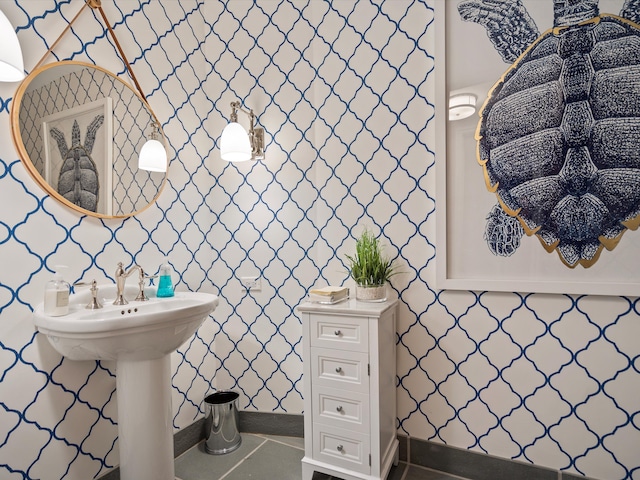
[0,1,638,480]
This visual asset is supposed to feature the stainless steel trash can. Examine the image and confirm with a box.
[204,391,241,454]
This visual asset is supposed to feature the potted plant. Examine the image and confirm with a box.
[345,228,399,302]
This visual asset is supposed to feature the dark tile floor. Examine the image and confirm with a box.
[175,433,469,480]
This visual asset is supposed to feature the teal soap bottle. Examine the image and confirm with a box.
[156,259,175,297]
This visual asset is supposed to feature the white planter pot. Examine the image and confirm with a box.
[355,284,387,302]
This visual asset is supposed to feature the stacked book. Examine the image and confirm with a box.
[308,286,350,304]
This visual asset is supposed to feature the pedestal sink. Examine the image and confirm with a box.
[33,284,219,480]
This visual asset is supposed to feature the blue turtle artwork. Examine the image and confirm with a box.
[49,114,104,213]
[458,0,640,268]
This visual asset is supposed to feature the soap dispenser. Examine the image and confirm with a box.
[156,259,175,297]
[43,268,71,316]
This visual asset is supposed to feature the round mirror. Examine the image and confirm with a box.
[11,60,168,218]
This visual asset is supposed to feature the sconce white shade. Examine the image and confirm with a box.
[220,121,252,162]
[138,138,167,172]
[448,93,477,121]
[0,9,25,82]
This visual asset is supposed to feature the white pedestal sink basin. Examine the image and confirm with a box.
[33,284,219,480]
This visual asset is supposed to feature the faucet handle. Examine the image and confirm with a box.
[134,268,157,302]
[135,273,158,302]
[73,280,103,310]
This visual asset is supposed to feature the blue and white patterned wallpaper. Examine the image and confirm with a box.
[0,1,638,480]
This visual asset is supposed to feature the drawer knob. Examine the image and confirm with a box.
[336,405,344,412]
[334,330,341,336]
[337,444,344,452]
[335,367,343,373]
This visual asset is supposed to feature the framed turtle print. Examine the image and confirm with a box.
[42,97,114,215]
[435,0,640,296]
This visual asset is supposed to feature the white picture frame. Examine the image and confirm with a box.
[42,97,113,215]
[435,0,640,296]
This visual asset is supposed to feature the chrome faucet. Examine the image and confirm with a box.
[114,262,149,305]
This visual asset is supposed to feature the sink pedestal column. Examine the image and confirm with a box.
[116,355,174,480]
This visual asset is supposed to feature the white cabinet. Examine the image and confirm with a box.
[299,299,399,480]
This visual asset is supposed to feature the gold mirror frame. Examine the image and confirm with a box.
[11,60,168,218]
[9,0,168,219]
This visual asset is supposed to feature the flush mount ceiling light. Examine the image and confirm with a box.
[0,8,25,82]
[448,93,477,121]
[220,101,265,162]
[138,121,168,172]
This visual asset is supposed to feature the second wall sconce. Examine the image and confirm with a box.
[0,8,25,82]
[138,121,168,172]
[220,101,265,162]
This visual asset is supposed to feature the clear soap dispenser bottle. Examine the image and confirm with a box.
[44,268,71,316]
[156,258,175,297]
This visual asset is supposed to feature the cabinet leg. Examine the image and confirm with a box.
[301,459,315,480]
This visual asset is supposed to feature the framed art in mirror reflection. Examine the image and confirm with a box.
[42,97,113,215]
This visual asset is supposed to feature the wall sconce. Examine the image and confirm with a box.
[138,121,168,172]
[220,101,265,162]
[0,9,25,82]
[448,93,477,121]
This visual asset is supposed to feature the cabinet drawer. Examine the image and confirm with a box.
[309,314,368,352]
[311,347,368,393]
[313,423,370,475]
[313,385,369,433]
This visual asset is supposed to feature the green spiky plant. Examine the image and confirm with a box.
[345,228,399,287]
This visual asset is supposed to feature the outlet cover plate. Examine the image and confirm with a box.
[240,276,261,291]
